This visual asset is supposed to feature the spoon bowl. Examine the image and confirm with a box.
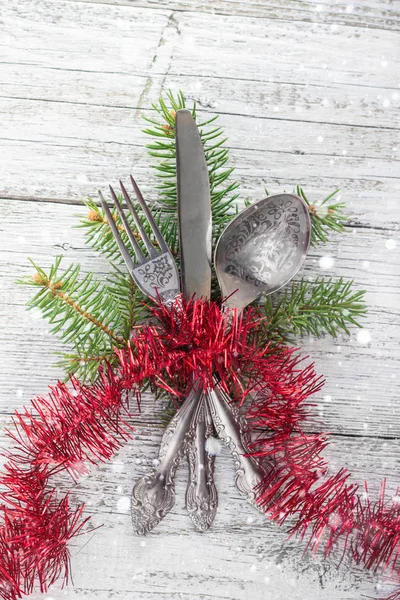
[215,193,311,311]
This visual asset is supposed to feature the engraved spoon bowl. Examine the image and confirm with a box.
[215,193,311,311]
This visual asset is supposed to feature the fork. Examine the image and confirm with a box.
[98,177,180,306]
[98,177,214,534]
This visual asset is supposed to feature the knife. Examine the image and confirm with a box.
[176,110,267,514]
[175,109,218,530]
[176,109,212,301]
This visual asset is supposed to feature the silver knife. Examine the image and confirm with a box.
[176,109,218,530]
[176,109,212,301]
[185,394,218,531]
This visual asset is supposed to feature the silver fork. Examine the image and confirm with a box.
[98,177,180,306]
[98,177,210,534]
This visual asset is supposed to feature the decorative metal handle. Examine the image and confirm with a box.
[185,394,218,532]
[131,386,201,535]
[206,385,266,510]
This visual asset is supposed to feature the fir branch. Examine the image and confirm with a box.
[143,90,240,239]
[56,347,117,381]
[18,257,131,379]
[105,265,151,338]
[26,91,361,383]
[78,90,240,303]
[260,277,367,342]
[79,91,239,262]
[296,186,346,245]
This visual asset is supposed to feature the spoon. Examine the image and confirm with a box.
[208,193,311,508]
[215,193,311,310]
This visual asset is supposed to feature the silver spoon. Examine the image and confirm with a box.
[216,193,311,311]
[208,192,311,509]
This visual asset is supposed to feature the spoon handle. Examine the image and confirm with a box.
[186,393,218,532]
[206,385,266,511]
[131,385,201,535]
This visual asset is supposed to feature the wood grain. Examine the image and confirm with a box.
[64,0,400,31]
[0,0,399,598]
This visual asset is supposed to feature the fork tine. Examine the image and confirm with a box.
[119,180,156,257]
[109,185,145,263]
[98,190,136,272]
[129,176,168,252]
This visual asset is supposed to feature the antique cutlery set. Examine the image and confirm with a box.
[98,109,311,535]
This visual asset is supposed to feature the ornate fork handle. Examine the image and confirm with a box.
[185,394,218,532]
[206,385,266,511]
[131,386,201,535]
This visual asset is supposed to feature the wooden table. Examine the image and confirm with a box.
[0,1,399,598]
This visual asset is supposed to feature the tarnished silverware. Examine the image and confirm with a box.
[208,193,311,506]
[207,385,265,510]
[185,395,218,531]
[99,177,195,534]
[98,176,180,306]
[176,108,212,302]
[131,386,201,535]
[215,193,311,312]
[175,109,218,529]
[99,165,311,532]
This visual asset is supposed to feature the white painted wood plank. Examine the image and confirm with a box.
[2,97,397,163]
[1,199,399,439]
[65,0,400,32]
[2,65,399,130]
[1,1,399,227]
[1,1,171,73]
[166,11,400,90]
[1,95,398,165]
[0,101,399,228]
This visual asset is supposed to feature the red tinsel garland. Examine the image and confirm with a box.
[0,299,399,598]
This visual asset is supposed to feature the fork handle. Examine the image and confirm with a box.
[206,385,266,511]
[131,385,200,535]
[185,394,218,532]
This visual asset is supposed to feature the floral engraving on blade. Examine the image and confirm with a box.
[224,198,302,288]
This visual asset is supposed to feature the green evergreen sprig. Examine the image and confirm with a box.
[18,257,137,380]
[142,90,240,241]
[20,90,367,381]
[296,186,346,245]
[260,277,367,342]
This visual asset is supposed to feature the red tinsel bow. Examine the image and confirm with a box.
[1,299,399,599]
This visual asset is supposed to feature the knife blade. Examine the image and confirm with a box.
[175,109,212,301]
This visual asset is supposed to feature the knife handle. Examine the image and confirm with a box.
[206,385,266,511]
[185,393,218,532]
